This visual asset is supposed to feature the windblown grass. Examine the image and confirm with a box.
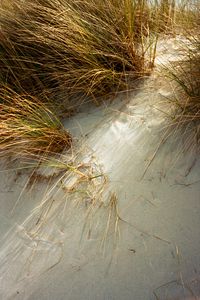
[163,33,200,151]
[0,0,158,109]
[149,0,200,35]
[173,0,200,33]
[0,87,72,161]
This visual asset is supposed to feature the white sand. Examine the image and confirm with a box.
[0,38,200,300]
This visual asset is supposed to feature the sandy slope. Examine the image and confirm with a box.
[0,38,200,300]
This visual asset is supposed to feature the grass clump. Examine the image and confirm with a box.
[0,0,158,108]
[0,87,72,161]
[163,33,200,151]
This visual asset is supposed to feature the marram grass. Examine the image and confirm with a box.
[0,87,72,161]
[163,33,200,151]
[0,0,158,108]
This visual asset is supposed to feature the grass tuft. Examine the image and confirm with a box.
[0,87,72,161]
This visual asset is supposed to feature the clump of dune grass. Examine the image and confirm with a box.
[163,33,200,152]
[0,0,158,109]
[0,87,72,161]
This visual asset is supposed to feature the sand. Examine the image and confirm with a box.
[0,38,200,300]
